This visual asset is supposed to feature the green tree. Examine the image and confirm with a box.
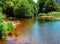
[38,0,58,13]
[38,0,46,13]
[3,0,35,17]
[13,0,34,17]
[44,0,58,13]
[28,0,38,16]
[3,0,14,17]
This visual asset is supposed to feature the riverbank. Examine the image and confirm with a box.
[5,16,56,23]
[5,16,60,26]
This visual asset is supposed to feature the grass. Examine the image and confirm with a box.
[47,12,60,17]
[38,12,60,18]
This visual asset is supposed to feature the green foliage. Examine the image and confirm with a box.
[44,0,58,12]
[13,0,34,17]
[38,0,46,13]
[3,0,14,17]
[57,4,60,12]
[3,0,35,17]
[38,0,58,13]
[0,13,6,40]
[38,12,60,17]
[3,0,14,9]
[0,7,2,13]
[0,13,15,40]
[47,12,60,17]
[2,0,60,17]
[0,7,4,22]
[38,13,46,16]
[0,13,5,22]
[7,21,15,35]
[0,22,7,40]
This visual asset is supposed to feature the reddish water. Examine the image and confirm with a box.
[0,19,37,44]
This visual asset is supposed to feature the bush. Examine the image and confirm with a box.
[7,21,15,35]
[0,13,15,40]
[38,0,58,13]
[3,0,34,17]
[0,7,2,13]
[13,0,34,17]
[47,12,60,17]
[3,0,14,17]
[0,22,7,40]
[0,13,6,40]
[38,12,60,17]
[38,13,47,16]
[0,13,5,22]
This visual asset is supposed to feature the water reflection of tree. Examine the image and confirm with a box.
[14,19,34,36]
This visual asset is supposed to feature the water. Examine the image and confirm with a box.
[1,18,60,44]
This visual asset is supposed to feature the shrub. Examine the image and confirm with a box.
[13,0,34,17]
[38,0,58,13]
[0,7,2,13]
[0,13,6,40]
[0,22,7,40]
[3,0,14,17]
[38,12,60,17]
[47,12,60,17]
[0,13,5,22]
[7,21,15,35]
[3,0,34,17]
[0,13,15,40]
[38,13,47,16]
